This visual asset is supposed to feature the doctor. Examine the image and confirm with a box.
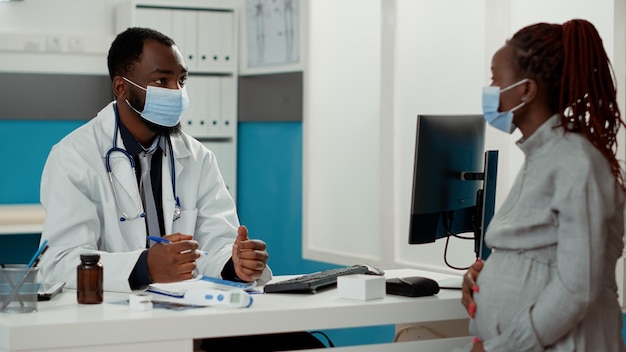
[38,27,271,292]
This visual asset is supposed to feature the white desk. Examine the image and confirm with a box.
[0,269,471,352]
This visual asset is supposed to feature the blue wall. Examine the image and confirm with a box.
[0,120,81,264]
[0,120,83,204]
[237,122,338,275]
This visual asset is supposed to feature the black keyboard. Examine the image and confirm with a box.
[263,265,373,294]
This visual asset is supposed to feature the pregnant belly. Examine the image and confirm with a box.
[471,250,553,339]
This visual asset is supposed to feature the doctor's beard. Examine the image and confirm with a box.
[127,90,183,137]
[143,118,182,137]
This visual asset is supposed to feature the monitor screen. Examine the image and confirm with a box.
[408,114,497,261]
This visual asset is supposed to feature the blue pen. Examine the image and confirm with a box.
[147,235,169,244]
[147,236,209,256]
[27,239,49,268]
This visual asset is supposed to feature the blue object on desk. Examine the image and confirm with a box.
[145,286,186,298]
[199,276,257,290]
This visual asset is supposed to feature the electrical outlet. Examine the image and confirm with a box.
[46,35,63,52]
[67,36,84,53]
[23,35,43,51]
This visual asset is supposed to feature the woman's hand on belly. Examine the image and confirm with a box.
[462,259,484,318]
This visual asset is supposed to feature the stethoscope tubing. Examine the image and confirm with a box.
[106,103,180,222]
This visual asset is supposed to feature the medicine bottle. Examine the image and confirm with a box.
[77,254,103,304]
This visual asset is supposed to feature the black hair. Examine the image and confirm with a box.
[107,27,176,81]
[508,19,625,190]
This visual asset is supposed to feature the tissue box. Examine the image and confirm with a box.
[337,274,385,300]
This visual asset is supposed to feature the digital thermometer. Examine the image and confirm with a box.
[184,288,253,308]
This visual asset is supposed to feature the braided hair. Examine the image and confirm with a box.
[508,19,625,190]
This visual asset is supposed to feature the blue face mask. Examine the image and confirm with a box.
[123,77,189,127]
[482,79,528,134]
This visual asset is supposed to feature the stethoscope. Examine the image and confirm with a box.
[105,103,182,222]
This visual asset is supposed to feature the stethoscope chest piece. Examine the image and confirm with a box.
[173,196,182,221]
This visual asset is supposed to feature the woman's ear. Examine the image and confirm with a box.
[521,79,538,103]
[112,76,127,100]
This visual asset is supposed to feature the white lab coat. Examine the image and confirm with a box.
[39,102,271,292]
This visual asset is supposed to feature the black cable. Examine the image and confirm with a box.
[451,233,474,240]
[441,210,479,270]
[443,235,475,270]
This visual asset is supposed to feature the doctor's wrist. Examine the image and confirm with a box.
[220,257,247,282]
[129,250,153,290]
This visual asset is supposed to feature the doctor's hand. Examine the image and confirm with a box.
[232,226,269,282]
[462,258,483,319]
[147,233,200,283]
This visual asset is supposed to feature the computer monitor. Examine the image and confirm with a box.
[408,114,497,262]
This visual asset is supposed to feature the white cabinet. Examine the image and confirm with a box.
[171,10,197,67]
[182,75,236,139]
[172,9,235,72]
[115,1,239,199]
[201,140,237,201]
[116,3,237,73]
[197,10,235,72]
[133,7,173,35]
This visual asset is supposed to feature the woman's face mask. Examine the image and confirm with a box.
[482,78,528,134]
[123,77,189,127]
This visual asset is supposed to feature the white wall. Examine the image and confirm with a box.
[0,0,113,34]
[391,0,487,272]
[304,0,489,272]
[304,0,626,281]
[0,0,238,74]
[0,0,121,74]
[303,0,382,264]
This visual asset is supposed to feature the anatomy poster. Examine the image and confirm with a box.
[245,0,300,68]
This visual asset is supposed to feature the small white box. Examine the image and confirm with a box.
[337,274,385,301]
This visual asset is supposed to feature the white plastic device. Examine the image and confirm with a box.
[183,288,253,308]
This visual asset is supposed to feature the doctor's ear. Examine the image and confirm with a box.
[112,76,128,99]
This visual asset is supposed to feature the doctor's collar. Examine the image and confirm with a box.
[118,120,161,157]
